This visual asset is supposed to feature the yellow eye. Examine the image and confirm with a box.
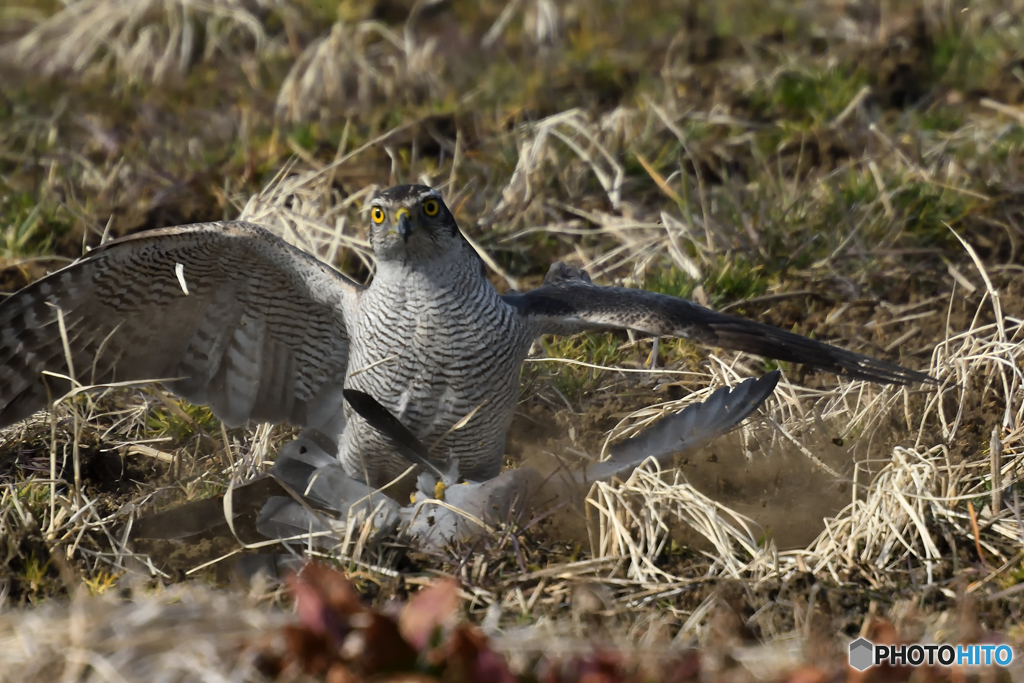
[422,199,440,217]
[371,206,386,224]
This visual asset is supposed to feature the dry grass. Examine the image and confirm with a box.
[0,0,288,85]
[588,296,1024,592]
[0,580,283,682]
[275,16,444,123]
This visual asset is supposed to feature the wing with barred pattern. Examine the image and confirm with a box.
[503,262,934,385]
[0,221,361,430]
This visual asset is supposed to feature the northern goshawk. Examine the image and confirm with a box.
[0,184,933,491]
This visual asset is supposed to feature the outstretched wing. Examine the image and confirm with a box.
[579,371,779,484]
[503,263,933,385]
[0,221,362,430]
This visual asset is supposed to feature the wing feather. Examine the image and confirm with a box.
[0,221,362,429]
[504,262,934,385]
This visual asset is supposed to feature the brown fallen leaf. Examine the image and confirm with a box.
[400,577,462,650]
[433,623,515,683]
[782,665,832,683]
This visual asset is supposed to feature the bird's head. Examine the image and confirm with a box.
[367,185,463,263]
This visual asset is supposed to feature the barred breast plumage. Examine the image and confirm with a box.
[339,244,530,486]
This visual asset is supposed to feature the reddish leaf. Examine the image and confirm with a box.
[540,650,627,683]
[578,650,626,683]
[358,612,420,675]
[864,619,900,645]
[783,665,830,683]
[433,623,515,683]
[326,662,365,683]
[282,624,335,675]
[288,562,366,643]
[661,651,702,683]
[400,577,462,651]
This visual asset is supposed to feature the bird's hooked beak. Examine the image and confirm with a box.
[394,208,413,242]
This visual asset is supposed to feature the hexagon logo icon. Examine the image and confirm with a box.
[849,638,874,671]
